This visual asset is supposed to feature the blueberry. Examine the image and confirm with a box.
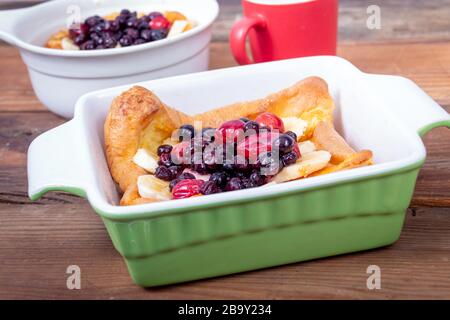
[134,38,146,45]
[157,144,173,156]
[225,177,243,191]
[193,163,208,174]
[85,15,103,27]
[272,134,295,154]
[150,29,167,41]
[284,130,297,142]
[103,35,117,48]
[223,162,235,173]
[110,20,120,32]
[169,178,181,191]
[168,165,182,178]
[281,152,298,166]
[258,152,282,176]
[140,29,153,41]
[119,35,133,47]
[158,152,173,167]
[243,120,259,134]
[96,44,106,50]
[178,172,196,180]
[125,28,139,39]
[80,40,96,50]
[155,166,174,181]
[177,124,195,141]
[209,171,228,188]
[200,181,221,195]
[249,170,266,186]
[113,31,123,41]
[120,9,131,16]
[73,34,86,45]
[91,33,104,45]
[126,17,139,28]
[240,117,250,123]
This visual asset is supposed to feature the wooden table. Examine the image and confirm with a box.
[0,0,449,299]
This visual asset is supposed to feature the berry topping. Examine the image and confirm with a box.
[199,181,221,195]
[255,112,285,132]
[172,179,204,199]
[225,177,244,191]
[215,119,245,143]
[272,134,295,154]
[155,166,174,181]
[177,124,195,141]
[149,16,171,30]
[209,171,229,188]
[157,144,173,156]
[284,130,297,142]
[281,152,298,166]
[243,120,260,134]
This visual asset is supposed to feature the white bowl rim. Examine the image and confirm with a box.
[3,0,219,58]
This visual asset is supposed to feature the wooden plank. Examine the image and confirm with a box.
[0,204,448,299]
[1,42,450,113]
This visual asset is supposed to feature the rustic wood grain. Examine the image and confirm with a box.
[0,0,449,300]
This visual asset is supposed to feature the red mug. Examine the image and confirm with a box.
[230,0,338,65]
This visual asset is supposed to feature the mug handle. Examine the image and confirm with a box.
[229,15,266,65]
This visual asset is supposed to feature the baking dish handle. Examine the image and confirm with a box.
[28,120,88,201]
[365,74,450,137]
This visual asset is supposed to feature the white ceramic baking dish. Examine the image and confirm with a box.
[27,56,450,286]
[0,0,219,118]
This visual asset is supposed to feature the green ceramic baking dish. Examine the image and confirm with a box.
[27,56,450,286]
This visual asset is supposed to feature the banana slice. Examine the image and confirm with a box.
[273,150,331,183]
[137,175,171,200]
[168,20,189,38]
[298,140,316,155]
[133,148,158,173]
[282,117,307,140]
[61,37,79,50]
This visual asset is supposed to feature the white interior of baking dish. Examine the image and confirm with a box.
[71,56,426,214]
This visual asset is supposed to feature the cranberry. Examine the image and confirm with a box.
[215,119,245,144]
[255,112,285,132]
[225,177,244,192]
[200,181,221,195]
[284,130,297,141]
[281,152,298,166]
[149,16,170,30]
[155,166,174,181]
[236,131,279,160]
[157,144,173,156]
[272,134,295,155]
[172,179,204,199]
[69,23,88,39]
